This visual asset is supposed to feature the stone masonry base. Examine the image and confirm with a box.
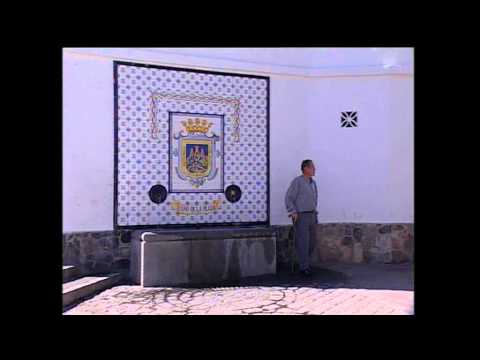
[63,223,413,277]
[274,223,413,268]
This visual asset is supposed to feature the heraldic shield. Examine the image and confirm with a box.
[181,139,212,179]
[170,113,223,192]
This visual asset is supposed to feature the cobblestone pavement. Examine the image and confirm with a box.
[64,263,414,315]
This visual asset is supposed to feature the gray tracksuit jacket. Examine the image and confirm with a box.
[285,175,318,214]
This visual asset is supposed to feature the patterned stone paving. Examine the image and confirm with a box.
[64,264,414,315]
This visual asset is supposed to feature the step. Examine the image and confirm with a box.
[63,265,79,283]
[63,273,122,308]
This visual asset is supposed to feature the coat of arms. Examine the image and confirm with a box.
[170,115,223,191]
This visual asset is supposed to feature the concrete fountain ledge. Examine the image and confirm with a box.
[138,226,277,241]
[130,227,277,287]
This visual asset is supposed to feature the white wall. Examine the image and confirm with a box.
[63,49,413,232]
[385,77,414,221]
[63,52,114,232]
[269,77,310,225]
[304,76,413,223]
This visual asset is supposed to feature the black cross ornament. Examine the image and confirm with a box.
[341,111,358,127]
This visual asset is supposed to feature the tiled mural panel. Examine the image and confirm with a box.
[115,63,269,226]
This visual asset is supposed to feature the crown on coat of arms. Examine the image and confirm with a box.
[181,118,213,134]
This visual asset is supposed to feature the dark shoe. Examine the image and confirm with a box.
[300,269,312,277]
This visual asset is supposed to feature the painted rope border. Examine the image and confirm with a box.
[149,90,241,142]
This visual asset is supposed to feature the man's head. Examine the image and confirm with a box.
[301,159,315,177]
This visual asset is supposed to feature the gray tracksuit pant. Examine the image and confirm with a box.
[294,212,317,271]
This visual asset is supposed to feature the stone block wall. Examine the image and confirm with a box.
[273,225,297,269]
[274,223,413,268]
[63,223,413,278]
[63,230,132,276]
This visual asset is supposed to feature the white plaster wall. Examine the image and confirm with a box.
[63,49,413,231]
[63,52,114,232]
[303,76,413,224]
[385,77,414,222]
[269,77,310,225]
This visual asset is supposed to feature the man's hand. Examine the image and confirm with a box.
[289,212,298,223]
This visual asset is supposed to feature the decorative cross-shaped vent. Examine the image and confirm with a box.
[341,112,358,127]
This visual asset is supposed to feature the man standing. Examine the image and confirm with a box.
[285,159,318,276]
